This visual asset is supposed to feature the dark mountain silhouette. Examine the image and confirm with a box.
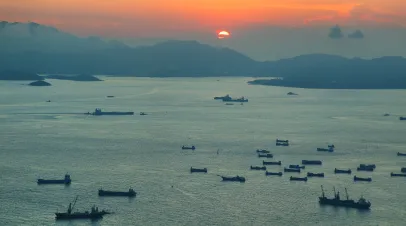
[1,21,406,88]
[47,74,102,81]
[0,70,43,80]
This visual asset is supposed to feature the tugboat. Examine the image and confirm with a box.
[190,167,208,173]
[250,166,266,171]
[397,152,406,156]
[220,175,246,183]
[290,176,307,181]
[182,145,195,150]
[214,94,231,101]
[307,172,325,177]
[302,160,322,165]
[98,188,136,197]
[256,149,270,154]
[354,176,372,182]
[334,168,351,174]
[390,172,406,177]
[265,171,283,176]
[37,174,71,185]
[55,196,111,220]
[289,165,305,169]
[86,108,134,116]
[258,153,273,158]
[263,160,281,165]
[222,96,248,103]
[318,186,371,209]
[284,168,300,173]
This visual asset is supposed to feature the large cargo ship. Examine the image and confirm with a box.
[318,186,371,209]
[87,108,134,116]
[37,174,71,185]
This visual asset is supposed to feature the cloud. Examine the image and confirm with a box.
[348,30,364,38]
[328,25,343,39]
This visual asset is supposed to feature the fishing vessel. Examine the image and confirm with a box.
[182,145,195,150]
[354,176,372,182]
[284,168,300,173]
[220,175,246,182]
[289,165,305,169]
[302,160,322,165]
[318,186,371,209]
[307,172,325,177]
[55,196,111,220]
[265,171,283,176]
[390,172,406,177]
[190,167,208,173]
[250,166,266,171]
[290,176,307,181]
[334,168,351,174]
[263,160,281,165]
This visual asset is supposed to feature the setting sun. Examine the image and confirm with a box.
[218,30,230,39]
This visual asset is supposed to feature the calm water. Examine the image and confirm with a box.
[0,77,406,226]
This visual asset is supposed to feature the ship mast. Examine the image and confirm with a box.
[333,186,336,198]
[321,185,325,198]
[345,188,349,200]
[70,196,78,213]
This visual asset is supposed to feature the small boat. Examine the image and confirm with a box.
[290,176,307,181]
[289,165,305,169]
[317,145,334,152]
[46,100,51,102]
[302,160,322,165]
[307,172,325,177]
[287,92,298,96]
[256,149,270,154]
[265,171,283,176]
[222,96,248,103]
[182,145,195,150]
[87,108,134,116]
[190,167,208,173]
[276,139,289,143]
[55,196,111,220]
[107,96,115,98]
[98,188,136,197]
[258,153,273,158]
[359,164,376,169]
[140,112,147,115]
[334,168,351,174]
[390,172,406,177]
[220,175,246,183]
[214,94,231,100]
[250,166,266,171]
[400,117,406,120]
[37,174,71,185]
[354,176,372,182]
[276,142,289,146]
[263,160,281,165]
[383,113,390,116]
[357,166,374,172]
[397,152,406,156]
[284,168,300,173]
[402,167,406,173]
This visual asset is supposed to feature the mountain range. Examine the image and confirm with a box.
[1,21,406,88]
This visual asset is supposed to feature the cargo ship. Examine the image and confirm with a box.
[190,167,208,173]
[220,175,246,182]
[307,172,324,177]
[334,168,351,174]
[265,171,283,176]
[318,186,371,209]
[37,174,71,185]
[302,160,322,165]
[98,188,136,197]
[86,108,134,116]
[263,160,281,165]
[55,196,111,220]
[290,176,307,181]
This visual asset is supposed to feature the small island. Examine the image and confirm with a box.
[46,74,102,81]
[0,70,43,81]
[29,80,51,86]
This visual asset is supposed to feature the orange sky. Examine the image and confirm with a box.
[1,0,406,37]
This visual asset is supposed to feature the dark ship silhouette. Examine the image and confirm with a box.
[263,160,281,165]
[318,186,371,210]
[98,188,136,197]
[86,108,134,116]
[37,174,71,185]
[182,145,195,150]
[55,196,111,220]
[250,166,266,171]
[307,172,325,177]
[190,167,208,173]
[220,175,246,182]
[265,171,283,176]
[334,168,351,174]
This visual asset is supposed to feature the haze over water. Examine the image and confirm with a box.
[0,77,406,225]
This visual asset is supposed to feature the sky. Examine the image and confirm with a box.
[1,0,406,60]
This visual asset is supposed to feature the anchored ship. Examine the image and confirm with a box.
[307,172,325,177]
[334,168,352,174]
[214,94,231,101]
[222,96,248,102]
[98,188,136,197]
[182,145,195,150]
[55,196,111,220]
[87,108,134,116]
[265,171,283,176]
[263,160,281,165]
[37,174,71,185]
[190,167,208,173]
[290,176,307,182]
[302,160,322,165]
[284,168,301,173]
[220,175,246,182]
[250,166,266,171]
[318,186,371,209]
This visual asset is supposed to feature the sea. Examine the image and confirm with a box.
[0,77,405,226]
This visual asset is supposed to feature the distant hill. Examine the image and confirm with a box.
[1,21,406,89]
[0,70,43,80]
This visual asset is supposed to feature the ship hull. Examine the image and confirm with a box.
[319,198,370,209]
[93,112,134,116]
[55,212,106,220]
[190,168,207,173]
[98,191,136,197]
[37,179,70,185]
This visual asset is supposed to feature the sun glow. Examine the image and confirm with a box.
[218,30,230,39]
